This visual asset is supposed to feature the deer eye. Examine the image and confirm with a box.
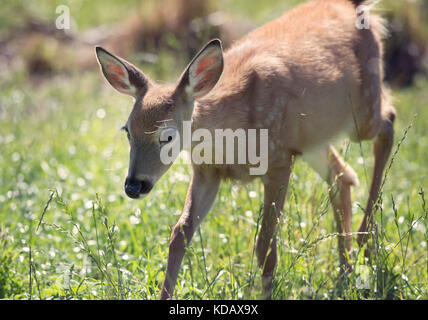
[121,126,130,140]
[159,127,177,145]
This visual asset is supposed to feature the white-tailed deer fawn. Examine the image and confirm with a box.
[95,0,396,299]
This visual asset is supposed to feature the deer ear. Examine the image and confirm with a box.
[178,39,224,100]
[95,47,149,97]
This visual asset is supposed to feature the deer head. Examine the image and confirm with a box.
[95,40,224,199]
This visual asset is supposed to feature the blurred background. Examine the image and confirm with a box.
[1,0,427,87]
[0,0,427,300]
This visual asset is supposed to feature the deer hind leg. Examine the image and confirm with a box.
[350,25,397,248]
[256,157,292,299]
[303,145,359,276]
[357,107,395,247]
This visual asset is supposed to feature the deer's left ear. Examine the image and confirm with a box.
[178,39,224,100]
[95,47,149,98]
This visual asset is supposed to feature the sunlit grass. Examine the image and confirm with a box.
[0,0,427,300]
[0,68,427,299]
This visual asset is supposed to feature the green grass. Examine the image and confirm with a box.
[0,0,427,300]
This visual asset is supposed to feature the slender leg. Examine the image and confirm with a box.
[328,146,358,275]
[256,156,292,299]
[357,117,394,247]
[160,167,220,300]
[303,145,359,276]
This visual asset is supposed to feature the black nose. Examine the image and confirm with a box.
[124,177,153,199]
[140,180,153,194]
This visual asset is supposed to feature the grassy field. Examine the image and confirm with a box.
[0,0,427,300]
